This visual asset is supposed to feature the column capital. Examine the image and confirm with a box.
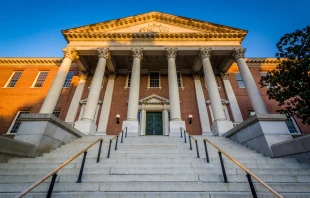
[192,73,201,80]
[98,48,111,59]
[63,48,79,61]
[132,48,143,60]
[165,48,177,59]
[199,48,212,60]
[233,48,246,61]
[108,73,116,80]
[79,71,88,80]
[220,73,229,80]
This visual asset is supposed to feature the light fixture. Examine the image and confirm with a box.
[189,114,193,124]
[116,114,120,124]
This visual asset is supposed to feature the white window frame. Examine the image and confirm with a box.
[4,71,23,88]
[6,111,30,135]
[282,114,301,134]
[234,73,245,88]
[31,71,49,88]
[124,71,131,89]
[147,71,161,90]
[177,72,185,90]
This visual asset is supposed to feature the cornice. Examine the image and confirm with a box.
[62,12,247,42]
[244,58,281,65]
[0,58,62,66]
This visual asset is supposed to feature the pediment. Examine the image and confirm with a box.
[139,94,169,104]
[62,11,247,42]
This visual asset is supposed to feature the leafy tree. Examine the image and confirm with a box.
[259,25,310,124]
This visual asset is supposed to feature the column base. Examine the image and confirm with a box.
[122,120,139,136]
[211,120,234,136]
[169,120,186,136]
[74,120,97,135]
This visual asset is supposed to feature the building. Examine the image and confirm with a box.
[0,11,309,139]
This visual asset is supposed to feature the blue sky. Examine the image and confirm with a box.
[0,0,309,58]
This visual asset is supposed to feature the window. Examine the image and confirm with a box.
[7,111,30,134]
[248,110,256,117]
[260,72,270,88]
[5,71,23,87]
[235,73,245,88]
[53,111,60,117]
[137,111,141,124]
[33,71,48,87]
[282,113,301,134]
[126,72,132,88]
[149,72,160,88]
[177,72,183,88]
[63,71,74,88]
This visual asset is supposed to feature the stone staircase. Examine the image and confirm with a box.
[0,135,310,197]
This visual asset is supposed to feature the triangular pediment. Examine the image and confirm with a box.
[62,11,247,42]
[139,94,169,104]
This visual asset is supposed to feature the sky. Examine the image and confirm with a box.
[0,0,309,58]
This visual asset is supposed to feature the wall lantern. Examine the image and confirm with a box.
[116,114,120,124]
[189,114,193,124]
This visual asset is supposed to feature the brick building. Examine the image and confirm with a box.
[0,11,309,138]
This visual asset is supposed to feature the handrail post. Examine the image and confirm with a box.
[180,127,182,138]
[218,151,228,183]
[246,173,258,198]
[189,136,192,150]
[125,127,128,138]
[121,129,124,143]
[195,140,200,158]
[46,173,57,198]
[115,135,119,150]
[107,139,112,158]
[96,140,103,163]
[76,151,87,183]
[184,131,186,143]
[203,140,209,163]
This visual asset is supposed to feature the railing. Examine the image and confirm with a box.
[107,127,127,158]
[180,127,200,158]
[16,138,104,198]
[203,138,284,198]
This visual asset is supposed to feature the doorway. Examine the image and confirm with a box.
[146,112,163,135]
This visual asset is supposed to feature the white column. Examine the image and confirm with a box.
[199,48,233,136]
[166,48,182,121]
[40,48,78,114]
[97,73,116,135]
[221,74,243,123]
[140,106,146,135]
[163,107,169,136]
[65,72,88,123]
[233,48,268,114]
[166,48,185,135]
[193,74,211,134]
[122,48,143,135]
[74,48,110,134]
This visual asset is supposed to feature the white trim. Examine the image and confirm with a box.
[177,72,185,90]
[31,71,49,88]
[6,111,29,134]
[3,71,22,88]
[147,71,162,90]
[234,72,245,88]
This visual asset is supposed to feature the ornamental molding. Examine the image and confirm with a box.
[97,48,110,59]
[233,48,246,61]
[63,48,79,61]
[0,58,62,66]
[132,48,143,59]
[79,71,88,80]
[165,48,177,59]
[245,58,281,64]
[199,48,212,60]
[139,23,169,33]
[62,11,247,42]
[139,94,170,105]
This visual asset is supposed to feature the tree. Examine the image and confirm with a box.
[259,25,310,124]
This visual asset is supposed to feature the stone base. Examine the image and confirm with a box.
[74,120,97,135]
[122,120,139,136]
[14,114,84,156]
[211,120,234,136]
[222,114,293,157]
[169,120,186,136]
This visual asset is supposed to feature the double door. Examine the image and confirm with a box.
[146,112,163,135]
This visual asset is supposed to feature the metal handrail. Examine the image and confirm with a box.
[107,127,127,158]
[203,138,284,198]
[180,127,200,158]
[16,138,103,198]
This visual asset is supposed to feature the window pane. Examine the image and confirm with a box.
[7,72,22,87]
[177,73,182,87]
[63,71,74,88]
[150,72,160,87]
[34,72,48,87]
[235,73,245,88]
[10,111,30,133]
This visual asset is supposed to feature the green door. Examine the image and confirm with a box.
[146,112,163,135]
